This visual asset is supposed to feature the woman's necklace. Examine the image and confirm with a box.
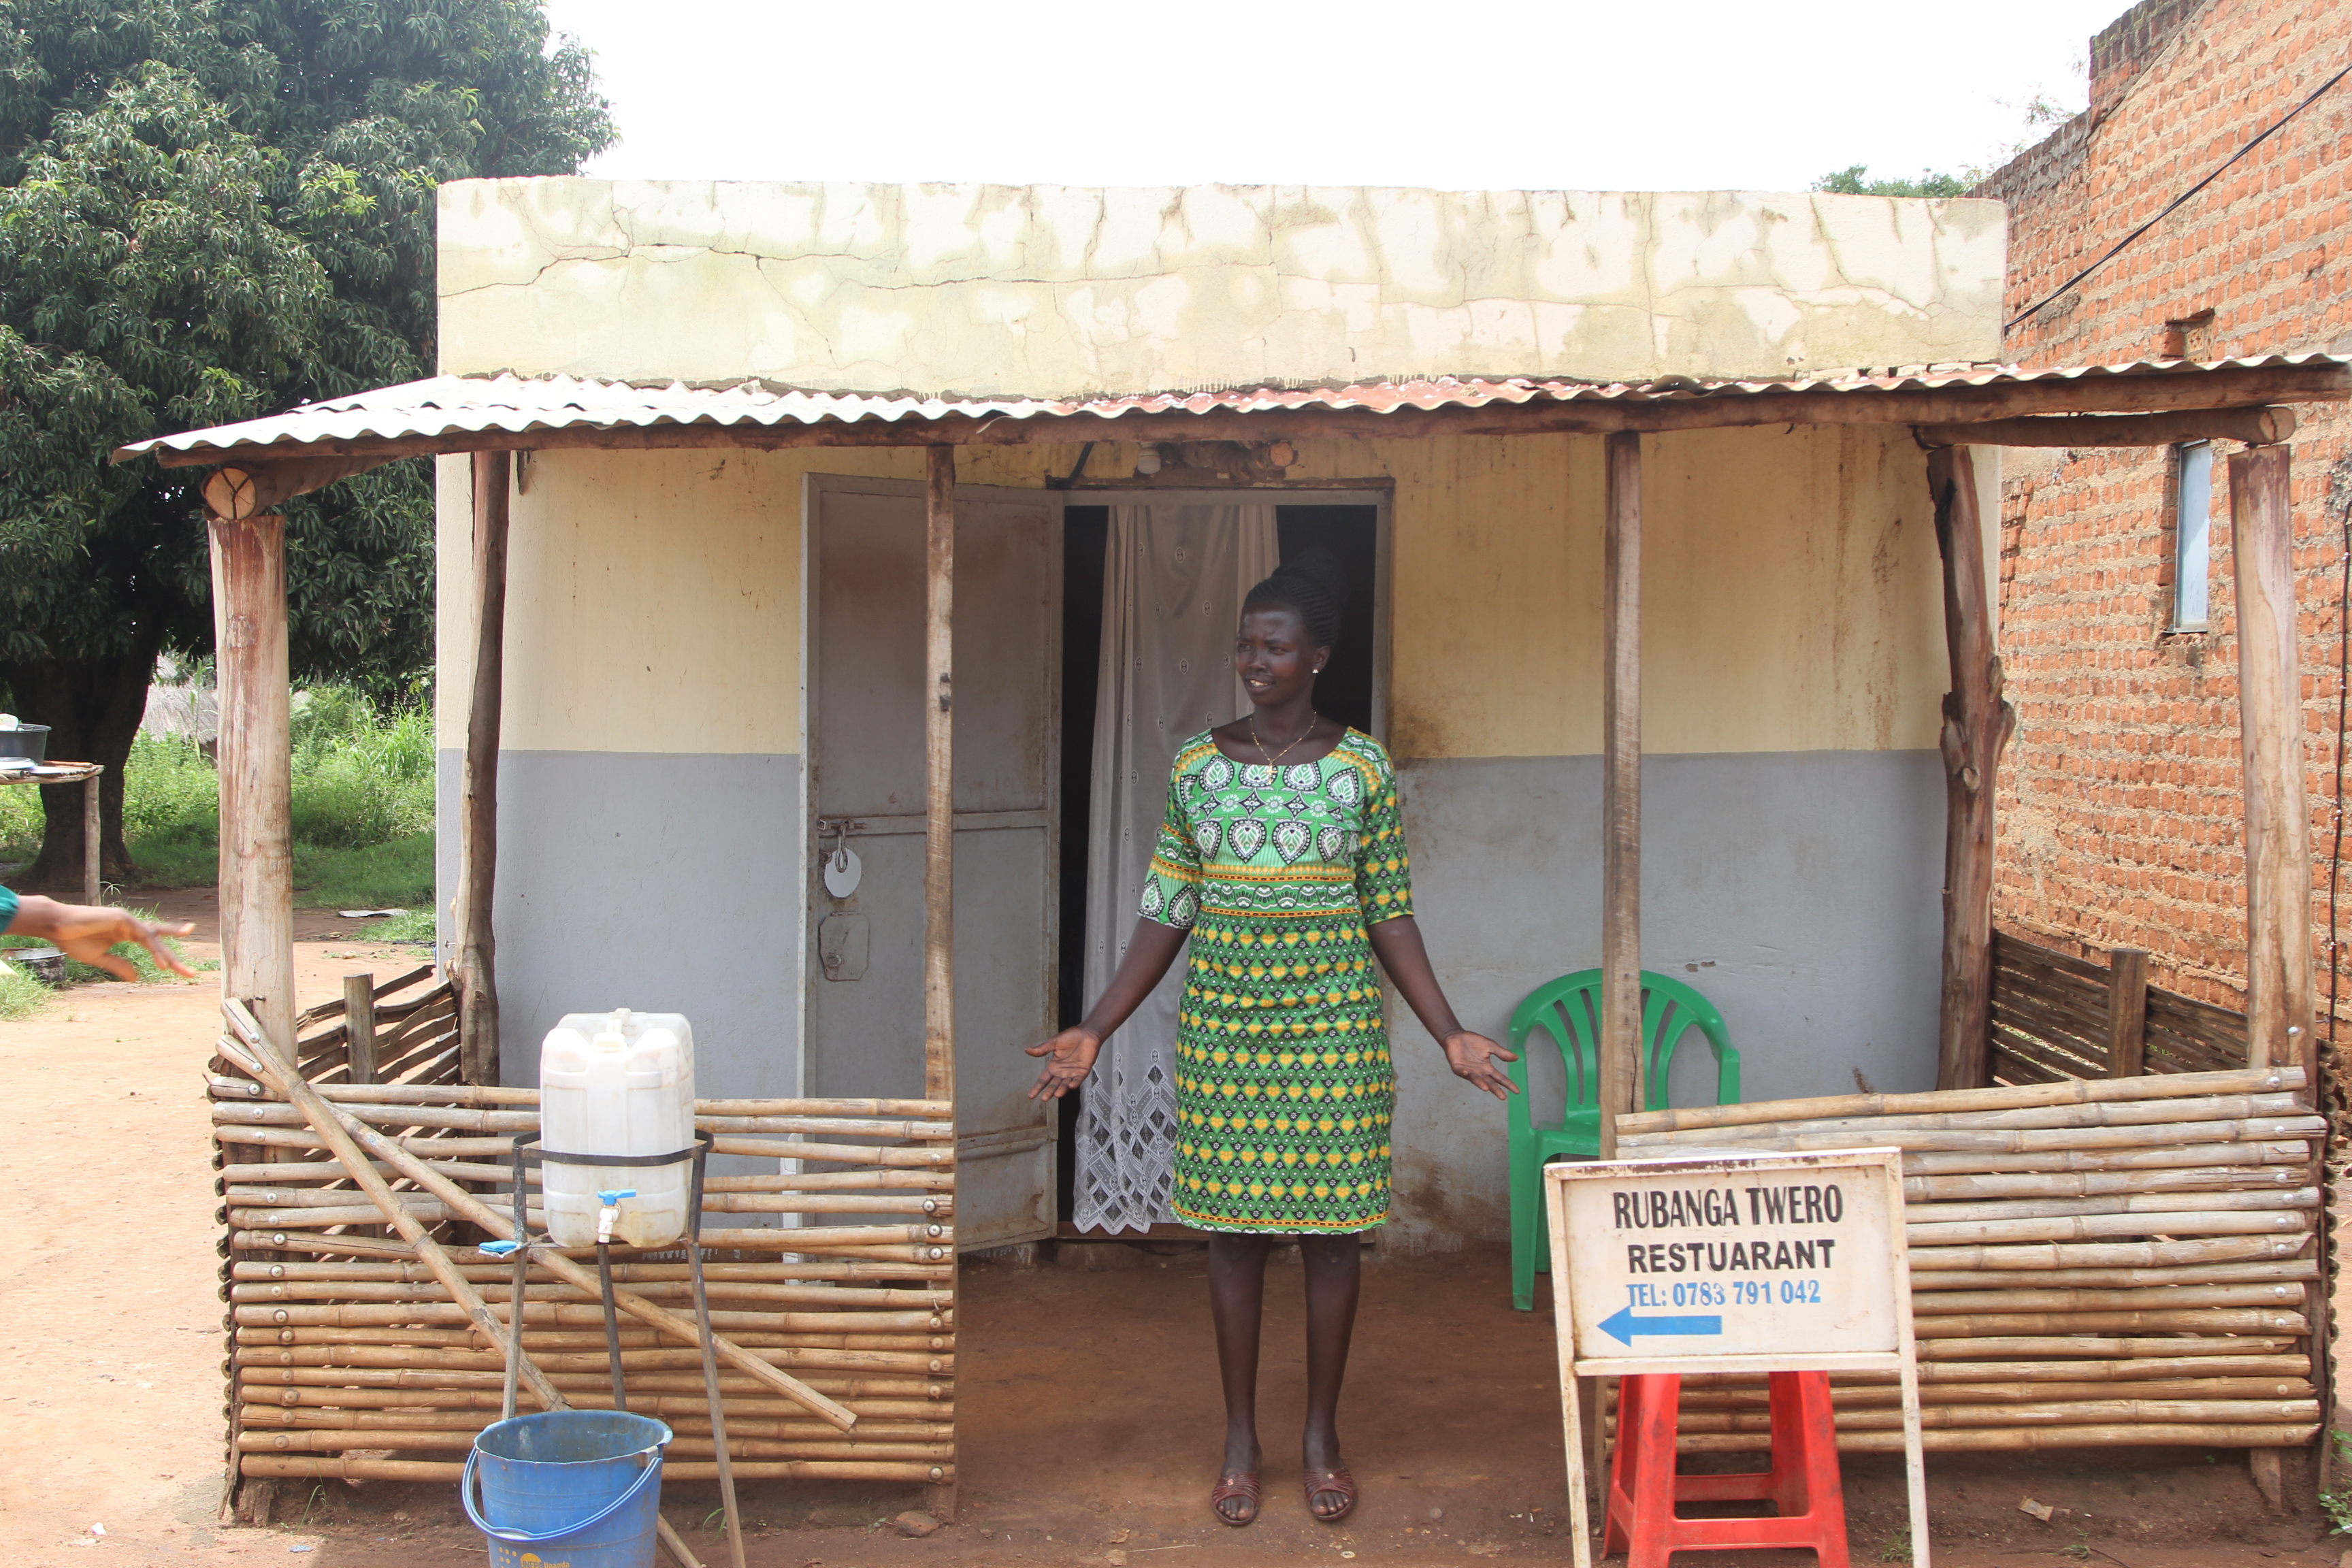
[1250,712,1319,766]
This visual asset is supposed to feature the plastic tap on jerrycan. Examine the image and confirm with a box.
[539,1009,696,1250]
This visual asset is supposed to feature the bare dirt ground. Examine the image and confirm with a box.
[1,886,2339,1566]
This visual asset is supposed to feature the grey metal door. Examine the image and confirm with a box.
[804,475,1061,1250]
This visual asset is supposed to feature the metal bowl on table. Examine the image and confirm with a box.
[3,947,67,984]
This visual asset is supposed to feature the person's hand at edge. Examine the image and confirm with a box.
[7,894,197,981]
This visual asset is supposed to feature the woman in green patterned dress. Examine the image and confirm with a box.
[1028,549,1519,1529]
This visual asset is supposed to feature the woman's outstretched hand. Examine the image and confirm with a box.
[1026,1026,1104,1100]
[1441,1030,1520,1100]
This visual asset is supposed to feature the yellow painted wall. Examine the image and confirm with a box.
[434,443,1090,753]
[1324,424,1947,757]
[438,425,1953,761]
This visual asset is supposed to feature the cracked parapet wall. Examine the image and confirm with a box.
[436,180,2006,399]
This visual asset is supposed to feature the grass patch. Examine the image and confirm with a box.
[368,908,438,943]
[0,964,49,1019]
[296,835,436,911]
[0,684,435,909]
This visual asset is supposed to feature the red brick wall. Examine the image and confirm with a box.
[1979,0,2352,1028]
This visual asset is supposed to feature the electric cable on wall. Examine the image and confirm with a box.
[2006,59,2352,334]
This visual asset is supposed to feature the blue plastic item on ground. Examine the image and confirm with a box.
[463,1409,672,1568]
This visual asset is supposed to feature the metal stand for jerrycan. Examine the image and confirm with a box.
[483,1130,747,1568]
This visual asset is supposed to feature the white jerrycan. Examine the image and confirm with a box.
[539,1009,697,1250]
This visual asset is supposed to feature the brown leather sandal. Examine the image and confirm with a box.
[1303,1467,1357,1523]
[1210,1469,1262,1526]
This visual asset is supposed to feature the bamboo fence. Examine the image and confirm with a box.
[211,987,956,1488]
[1612,1064,2321,1452]
[1991,930,2249,1085]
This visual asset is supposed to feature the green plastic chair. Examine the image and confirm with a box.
[1506,969,1741,1311]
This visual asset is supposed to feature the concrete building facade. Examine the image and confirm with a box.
[431,179,2005,1247]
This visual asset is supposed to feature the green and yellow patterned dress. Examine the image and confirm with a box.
[1139,728,1413,1234]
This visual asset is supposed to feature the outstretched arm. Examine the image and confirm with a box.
[1366,915,1518,1099]
[5,894,197,980]
[1026,917,1190,1100]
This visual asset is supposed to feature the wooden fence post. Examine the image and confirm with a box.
[1929,448,2016,1090]
[2106,948,2149,1078]
[345,973,378,1085]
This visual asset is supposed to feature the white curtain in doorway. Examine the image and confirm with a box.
[1075,502,1279,1232]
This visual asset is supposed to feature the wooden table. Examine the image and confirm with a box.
[0,762,104,904]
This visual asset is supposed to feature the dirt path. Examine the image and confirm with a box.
[1,889,2338,1565]
[0,889,429,1566]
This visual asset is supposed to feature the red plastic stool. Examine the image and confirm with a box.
[1603,1370,1848,1568]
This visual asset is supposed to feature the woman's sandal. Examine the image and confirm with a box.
[1303,1467,1358,1523]
[1209,1470,1262,1526]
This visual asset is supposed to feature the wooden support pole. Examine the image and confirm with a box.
[923,444,956,1102]
[345,973,378,1085]
[921,444,959,1524]
[459,452,511,1085]
[2229,445,2315,1081]
[1599,431,1642,1157]
[2249,1446,2287,1510]
[2108,949,2149,1079]
[1929,448,2016,1091]
[209,504,294,1529]
[209,512,297,1058]
[1914,406,2297,451]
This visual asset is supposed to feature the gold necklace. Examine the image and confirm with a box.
[1250,713,1318,766]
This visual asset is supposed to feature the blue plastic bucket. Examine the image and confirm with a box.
[463,1410,672,1568]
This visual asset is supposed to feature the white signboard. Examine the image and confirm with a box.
[1544,1147,1927,1568]
[1563,1149,1901,1364]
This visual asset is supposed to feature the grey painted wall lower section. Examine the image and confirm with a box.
[435,749,802,1101]
[1385,750,1944,1251]
[441,745,1940,1252]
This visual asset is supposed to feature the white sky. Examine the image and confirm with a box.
[543,0,2121,193]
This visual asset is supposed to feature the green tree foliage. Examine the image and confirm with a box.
[0,1,612,884]
[1812,165,1980,199]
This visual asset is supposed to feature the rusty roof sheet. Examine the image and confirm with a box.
[114,353,2351,463]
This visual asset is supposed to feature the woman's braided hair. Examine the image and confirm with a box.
[1243,546,1348,652]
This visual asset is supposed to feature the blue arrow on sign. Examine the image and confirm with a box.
[1598,1305,1723,1346]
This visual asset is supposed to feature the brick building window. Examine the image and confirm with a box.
[2172,440,2213,631]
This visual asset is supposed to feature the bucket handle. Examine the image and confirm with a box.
[462,1446,663,1544]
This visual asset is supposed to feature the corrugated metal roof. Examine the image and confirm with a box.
[114,353,2351,463]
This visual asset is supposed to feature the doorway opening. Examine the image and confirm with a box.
[1053,497,1384,1226]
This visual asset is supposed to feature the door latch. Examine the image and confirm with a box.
[817,817,863,899]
